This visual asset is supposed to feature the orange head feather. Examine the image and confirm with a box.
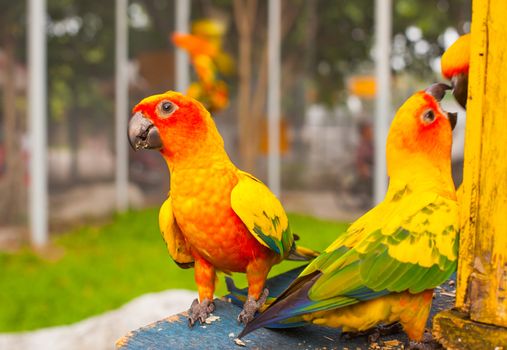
[441,33,471,80]
[386,87,455,189]
[131,91,225,165]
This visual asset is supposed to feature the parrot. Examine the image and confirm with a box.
[238,83,459,344]
[441,33,470,109]
[172,19,234,113]
[441,33,470,200]
[127,91,317,327]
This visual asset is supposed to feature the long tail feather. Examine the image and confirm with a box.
[239,270,322,338]
[225,265,308,308]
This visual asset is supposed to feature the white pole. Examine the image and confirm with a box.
[115,0,129,212]
[28,0,48,247]
[267,0,281,197]
[374,0,391,204]
[175,0,190,93]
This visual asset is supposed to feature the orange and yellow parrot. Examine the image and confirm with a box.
[127,91,315,326]
[441,33,470,109]
[239,84,459,344]
[172,19,233,113]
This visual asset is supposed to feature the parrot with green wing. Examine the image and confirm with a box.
[127,91,316,327]
[239,84,459,343]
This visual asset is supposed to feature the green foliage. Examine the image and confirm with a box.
[0,209,347,332]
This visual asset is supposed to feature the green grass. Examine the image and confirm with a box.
[0,209,348,332]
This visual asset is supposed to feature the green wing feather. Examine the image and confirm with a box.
[314,190,456,306]
[261,189,458,318]
[230,170,293,257]
[158,196,194,268]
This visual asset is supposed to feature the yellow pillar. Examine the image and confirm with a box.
[433,0,507,348]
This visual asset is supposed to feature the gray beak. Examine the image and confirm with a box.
[128,112,162,151]
[425,83,458,131]
[451,74,469,109]
[425,83,452,102]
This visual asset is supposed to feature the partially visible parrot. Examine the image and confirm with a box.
[441,33,470,109]
[239,84,459,344]
[127,91,316,326]
[172,19,234,113]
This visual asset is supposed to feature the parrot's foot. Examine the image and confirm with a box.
[187,298,215,328]
[237,288,269,325]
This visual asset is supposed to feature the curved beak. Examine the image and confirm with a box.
[451,74,469,109]
[128,112,162,151]
[425,83,452,102]
[425,83,457,130]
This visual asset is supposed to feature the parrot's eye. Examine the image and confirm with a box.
[158,100,178,118]
[422,110,435,124]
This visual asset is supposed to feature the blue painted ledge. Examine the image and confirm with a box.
[116,277,455,350]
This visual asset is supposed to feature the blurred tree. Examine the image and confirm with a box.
[230,0,303,172]
[233,0,258,172]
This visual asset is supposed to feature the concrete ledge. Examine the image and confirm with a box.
[433,309,507,350]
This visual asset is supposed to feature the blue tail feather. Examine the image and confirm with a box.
[238,270,322,338]
[225,265,308,308]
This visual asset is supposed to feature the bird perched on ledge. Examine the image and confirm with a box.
[128,91,316,327]
[239,84,459,344]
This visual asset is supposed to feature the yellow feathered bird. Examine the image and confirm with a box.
[128,91,316,327]
[171,19,234,113]
[239,84,459,343]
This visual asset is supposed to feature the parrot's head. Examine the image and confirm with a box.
[387,83,457,179]
[441,33,470,109]
[128,91,223,163]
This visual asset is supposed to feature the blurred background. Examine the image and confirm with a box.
[0,0,469,348]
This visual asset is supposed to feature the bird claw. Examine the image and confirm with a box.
[237,288,269,325]
[187,298,215,328]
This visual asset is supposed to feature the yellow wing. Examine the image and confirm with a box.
[325,186,458,269]
[159,196,194,268]
[230,171,293,257]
